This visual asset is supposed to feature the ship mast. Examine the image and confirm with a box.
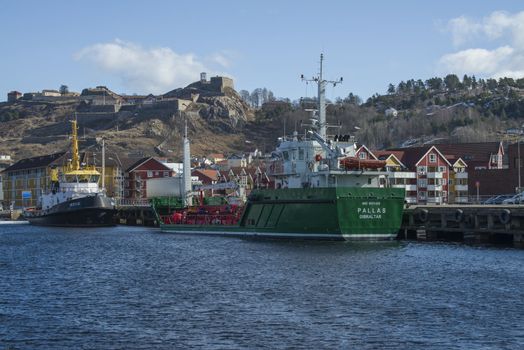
[318,54,326,138]
[301,53,342,139]
[71,119,80,171]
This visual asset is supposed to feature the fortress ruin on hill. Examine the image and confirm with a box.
[5,73,235,114]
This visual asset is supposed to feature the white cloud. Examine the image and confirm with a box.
[75,39,230,94]
[440,11,524,79]
[439,46,514,75]
[446,16,481,47]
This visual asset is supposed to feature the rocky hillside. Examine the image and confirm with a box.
[2,74,524,162]
[0,80,255,161]
[251,75,524,150]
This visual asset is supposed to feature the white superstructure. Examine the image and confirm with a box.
[270,54,387,189]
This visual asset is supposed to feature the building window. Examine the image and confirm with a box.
[419,191,426,199]
[438,166,446,172]
[418,166,426,174]
[298,148,304,160]
[429,153,437,163]
[164,171,169,177]
[154,171,159,176]
[448,179,453,185]
[147,171,153,178]
[359,152,367,160]
[417,179,427,187]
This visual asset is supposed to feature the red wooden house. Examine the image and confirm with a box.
[392,146,452,204]
[123,157,174,199]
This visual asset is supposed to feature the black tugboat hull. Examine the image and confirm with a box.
[26,195,116,227]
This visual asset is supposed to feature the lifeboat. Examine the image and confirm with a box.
[340,157,386,170]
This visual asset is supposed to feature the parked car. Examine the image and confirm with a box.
[502,193,524,204]
[484,195,515,204]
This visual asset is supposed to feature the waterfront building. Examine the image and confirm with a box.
[122,157,174,199]
[1,151,123,208]
[434,142,504,170]
[355,145,378,161]
[446,157,469,203]
[374,151,418,204]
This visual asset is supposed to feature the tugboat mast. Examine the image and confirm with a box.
[71,119,80,171]
[301,53,342,139]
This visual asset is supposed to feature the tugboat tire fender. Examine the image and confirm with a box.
[454,209,464,223]
[418,208,429,223]
[499,209,511,224]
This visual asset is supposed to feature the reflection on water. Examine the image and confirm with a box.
[1,225,523,349]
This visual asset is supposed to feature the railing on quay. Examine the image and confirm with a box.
[116,198,151,208]
[159,213,239,226]
[409,194,521,206]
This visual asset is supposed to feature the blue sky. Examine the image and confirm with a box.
[1,1,523,102]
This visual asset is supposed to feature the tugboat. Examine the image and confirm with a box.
[153,55,405,240]
[24,120,116,227]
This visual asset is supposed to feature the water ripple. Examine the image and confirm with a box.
[0,226,523,349]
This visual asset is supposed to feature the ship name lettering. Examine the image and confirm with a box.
[357,207,386,215]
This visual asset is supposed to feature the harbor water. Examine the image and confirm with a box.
[1,225,523,349]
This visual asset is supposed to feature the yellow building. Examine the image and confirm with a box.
[1,151,123,208]
[448,158,468,204]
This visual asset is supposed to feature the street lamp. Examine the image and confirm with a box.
[518,125,524,193]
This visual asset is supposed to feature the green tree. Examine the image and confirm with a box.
[426,77,443,91]
[462,75,472,89]
[387,83,395,94]
[444,74,461,91]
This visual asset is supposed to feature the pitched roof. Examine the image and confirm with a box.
[122,157,172,172]
[192,169,220,181]
[430,142,502,167]
[356,145,378,160]
[120,157,151,172]
[2,152,65,172]
[386,146,451,168]
[387,147,432,169]
[372,150,406,167]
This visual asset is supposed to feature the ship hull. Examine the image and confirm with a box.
[156,187,405,241]
[26,195,116,227]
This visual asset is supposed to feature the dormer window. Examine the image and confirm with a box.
[429,153,437,163]
[359,152,367,160]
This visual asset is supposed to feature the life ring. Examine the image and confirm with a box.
[418,208,429,223]
[454,209,464,223]
[315,154,322,162]
[499,209,511,224]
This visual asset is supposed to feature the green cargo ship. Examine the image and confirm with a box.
[154,54,405,241]
[154,187,404,240]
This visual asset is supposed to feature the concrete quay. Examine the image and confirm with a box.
[401,204,524,247]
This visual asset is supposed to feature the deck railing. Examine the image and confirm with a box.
[116,198,151,207]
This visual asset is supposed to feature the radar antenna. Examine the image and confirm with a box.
[301,53,342,139]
